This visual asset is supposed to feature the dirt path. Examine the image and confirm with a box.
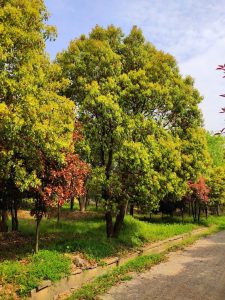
[101,230,225,300]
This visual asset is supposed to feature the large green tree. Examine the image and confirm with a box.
[0,0,76,231]
[57,25,209,237]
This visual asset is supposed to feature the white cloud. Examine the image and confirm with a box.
[45,0,225,131]
[116,0,225,130]
[180,37,225,132]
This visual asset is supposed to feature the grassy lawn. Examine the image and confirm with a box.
[1,212,225,299]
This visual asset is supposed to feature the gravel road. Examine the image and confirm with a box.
[101,230,225,300]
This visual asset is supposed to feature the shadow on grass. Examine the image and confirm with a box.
[0,214,206,262]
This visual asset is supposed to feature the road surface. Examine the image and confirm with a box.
[101,230,225,300]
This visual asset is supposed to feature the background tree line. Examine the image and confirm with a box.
[0,0,225,250]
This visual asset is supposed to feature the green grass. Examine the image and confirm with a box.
[68,254,164,300]
[17,215,199,261]
[0,250,71,296]
[1,214,225,298]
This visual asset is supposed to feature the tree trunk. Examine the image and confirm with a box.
[205,206,208,219]
[192,201,197,222]
[130,204,134,216]
[85,198,90,210]
[105,211,113,238]
[0,210,8,232]
[197,203,201,223]
[181,207,184,224]
[95,199,99,210]
[70,198,74,211]
[57,202,60,225]
[35,217,41,253]
[113,204,127,238]
[217,204,220,216]
[11,204,18,231]
[79,196,86,212]
[188,202,191,217]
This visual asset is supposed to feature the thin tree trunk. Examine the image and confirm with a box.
[0,210,8,232]
[188,202,191,217]
[15,206,18,231]
[57,202,60,225]
[35,218,41,253]
[191,202,194,221]
[11,206,18,231]
[70,198,74,211]
[95,199,99,210]
[217,204,220,216]
[130,204,134,216]
[181,207,184,224]
[105,211,113,238]
[197,203,201,223]
[205,206,208,219]
[85,197,90,210]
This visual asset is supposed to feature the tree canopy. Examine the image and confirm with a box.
[56,25,210,236]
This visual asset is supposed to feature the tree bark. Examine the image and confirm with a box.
[113,204,127,238]
[0,210,8,232]
[188,202,191,217]
[130,204,134,216]
[181,207,184,224]
[85,198,90,210]
[217,204,220,216]
[11,203,18,231]
[95,199,99,210]
[57,202,60,225]
[79,196,86,212]
[35,217,41,253]
[70,198,74,211]
[105,211,113,238]
[197,203,201,223]
[205,206,208,219]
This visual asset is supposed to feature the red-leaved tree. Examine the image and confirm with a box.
[188,177,210,222]
[31,124,90,252]
[44,153,90,222]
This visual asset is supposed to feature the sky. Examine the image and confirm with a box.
[45,0,225,132]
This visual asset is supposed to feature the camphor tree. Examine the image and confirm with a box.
[57,25,209,237]
[31,127,90,252]
[0,0,88,243]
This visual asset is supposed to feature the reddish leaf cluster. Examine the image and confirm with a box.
[43,153,90,207]
[188,177,210,203]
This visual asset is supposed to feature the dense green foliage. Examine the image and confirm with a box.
[206,132,225,212]
[0,0,88,252]
[206,132,225,167]
[57,25,210,236]
[0,0,75,189]
[1,1,225,298]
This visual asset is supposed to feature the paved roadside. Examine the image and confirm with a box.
[101,230,225,300]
